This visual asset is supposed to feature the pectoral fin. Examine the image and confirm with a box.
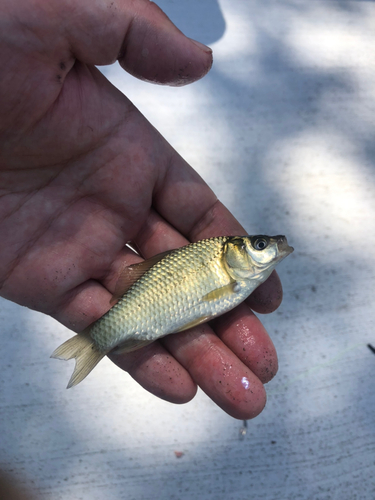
[111,250,173,304]
[202,282,239,302]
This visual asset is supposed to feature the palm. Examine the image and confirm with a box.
[0,0,283,420]
[1,62,153,315]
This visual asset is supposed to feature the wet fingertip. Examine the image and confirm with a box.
[256,349,279,384]
[221,376,267,421]
[241,342,278,385]
[212,304,278,384]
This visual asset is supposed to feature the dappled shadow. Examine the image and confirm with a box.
[2,0,375,499]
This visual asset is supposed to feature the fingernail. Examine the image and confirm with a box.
[189,38,212,54]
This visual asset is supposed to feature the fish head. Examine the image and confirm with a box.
[223,235,294,280]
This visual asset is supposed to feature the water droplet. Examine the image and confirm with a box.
[241,376,250,390]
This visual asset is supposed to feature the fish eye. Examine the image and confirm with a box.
[253,237,268,251]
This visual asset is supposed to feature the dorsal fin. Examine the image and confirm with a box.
[110,250,173,304]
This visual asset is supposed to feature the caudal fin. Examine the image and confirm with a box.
[51,331,107,388]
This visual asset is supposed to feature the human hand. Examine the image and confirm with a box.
[0,0,282,419]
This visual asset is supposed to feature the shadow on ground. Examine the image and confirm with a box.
[2,0,375,499]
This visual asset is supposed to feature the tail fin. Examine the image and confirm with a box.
[51,330,107,388]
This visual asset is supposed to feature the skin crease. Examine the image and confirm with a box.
[0,0,283,420]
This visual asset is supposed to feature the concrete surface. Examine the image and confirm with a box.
[1,0,375,499]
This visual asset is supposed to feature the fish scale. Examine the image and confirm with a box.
[90,237,232,351]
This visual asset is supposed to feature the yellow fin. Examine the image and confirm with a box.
[202,282,239,302]
[51,330,107,388]
[110,250,173,304]
[175,316,211,333]
[113,337,154,354]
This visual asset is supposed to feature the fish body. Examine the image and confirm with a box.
[92,237,254,351]
[52,235,293,387]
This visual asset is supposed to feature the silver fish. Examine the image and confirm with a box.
[52,235,293,387]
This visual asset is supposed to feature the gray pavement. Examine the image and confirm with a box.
[1,1,375,499]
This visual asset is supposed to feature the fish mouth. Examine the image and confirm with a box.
[275,235,294,256]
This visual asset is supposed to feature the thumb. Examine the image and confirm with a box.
[66,0,213,86]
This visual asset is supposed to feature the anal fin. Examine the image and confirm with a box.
[174,316,211,333]
[112,337,154,354]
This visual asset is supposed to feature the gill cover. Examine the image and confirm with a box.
[223,237,255,279]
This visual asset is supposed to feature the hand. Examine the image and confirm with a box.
[0,0,282,419]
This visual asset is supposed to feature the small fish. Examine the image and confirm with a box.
[52,235,293,388]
